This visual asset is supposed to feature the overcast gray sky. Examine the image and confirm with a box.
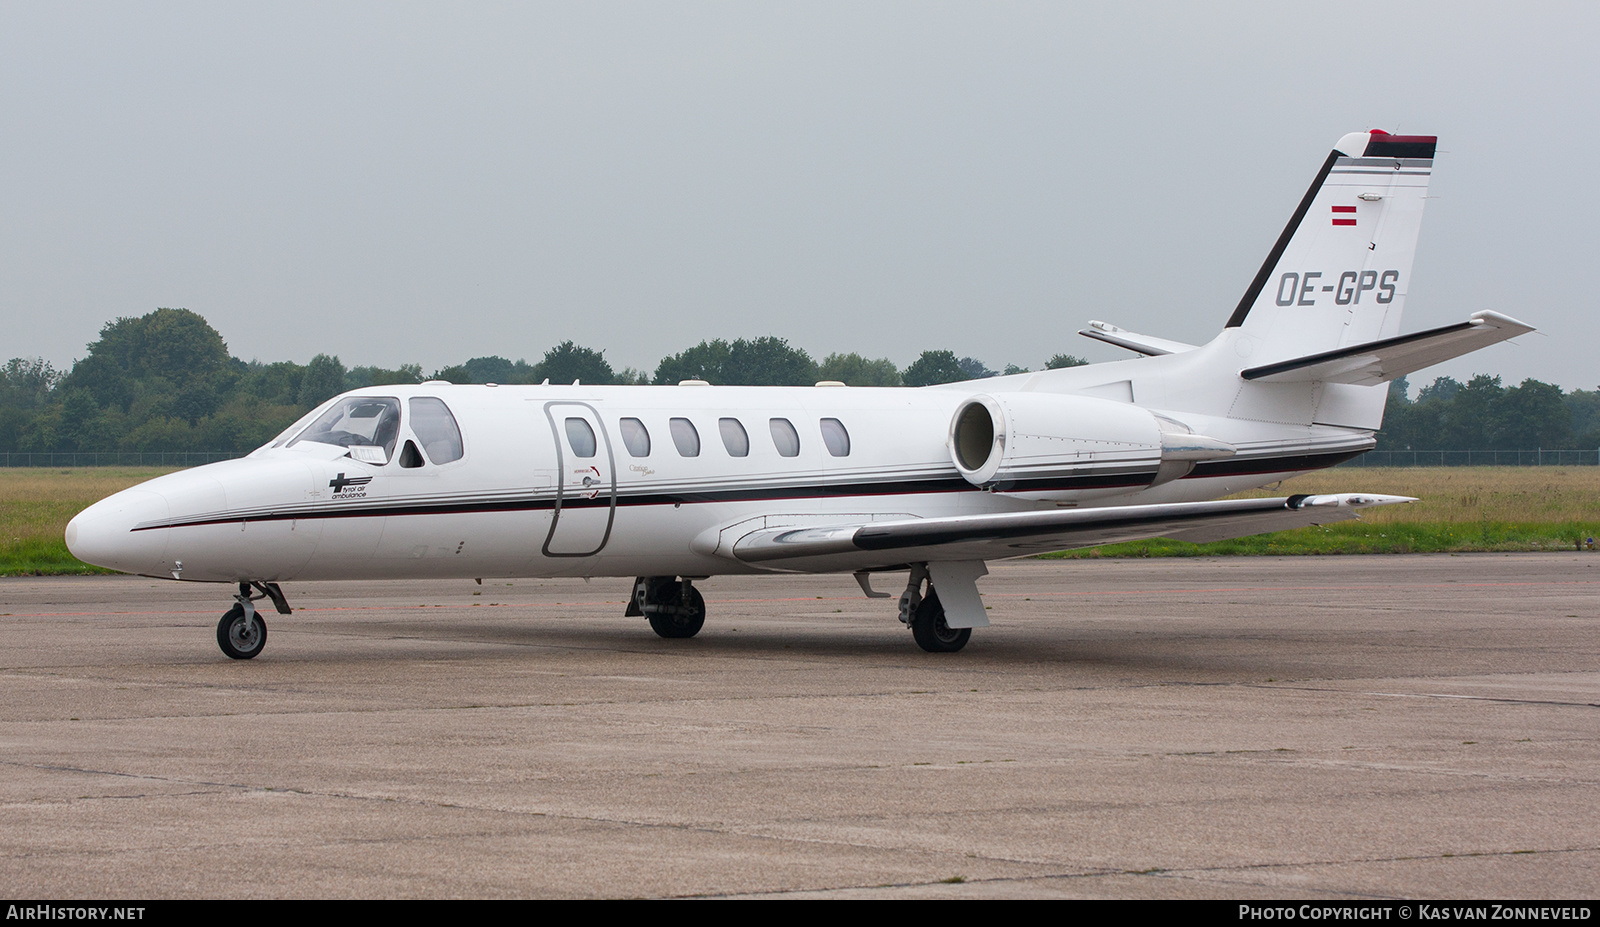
[3,1,1595,391]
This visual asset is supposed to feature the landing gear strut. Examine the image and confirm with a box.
[899,565,971,653]
[216,581,291,660]
[631,576,706,639]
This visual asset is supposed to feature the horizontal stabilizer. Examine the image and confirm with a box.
[725,494,1413,572]
[1240,311,1535,385]
[1078,320,1199,357]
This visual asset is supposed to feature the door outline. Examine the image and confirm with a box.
[541,401,617,557]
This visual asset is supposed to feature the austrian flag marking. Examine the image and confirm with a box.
[1331,205,1357,227]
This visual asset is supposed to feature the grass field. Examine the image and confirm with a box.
[2,466,1598,575]
[1049,466,1600,558]
[0,468,179,575]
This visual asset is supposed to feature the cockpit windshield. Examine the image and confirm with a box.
[267,405,327,449]
[288,397,402,463]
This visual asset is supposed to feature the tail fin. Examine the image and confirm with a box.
[1079,133,1530,433]
[1227,130,1436,360]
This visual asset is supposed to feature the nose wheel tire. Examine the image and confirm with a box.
[646,584,706,639]
[909,587,970,653]
[217,604,267,660]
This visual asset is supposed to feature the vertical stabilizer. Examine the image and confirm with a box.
[1227,131,1436,361]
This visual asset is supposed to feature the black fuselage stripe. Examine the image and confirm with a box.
[131,476,983,529]
[129,450,1366,531]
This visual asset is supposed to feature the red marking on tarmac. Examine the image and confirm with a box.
[987,580,1599,599]
[11,580,1596,618]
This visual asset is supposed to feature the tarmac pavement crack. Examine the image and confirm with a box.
[39,754,1564,887]
[1249,682,1600,709]
[702,845,1600,899]
[1274,757,1598,786]
[0,686,1082,723]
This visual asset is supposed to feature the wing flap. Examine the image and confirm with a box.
[728,493,1412,572]
[1241,311,1535,385]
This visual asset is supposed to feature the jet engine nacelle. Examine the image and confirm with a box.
[948,393,1235,501]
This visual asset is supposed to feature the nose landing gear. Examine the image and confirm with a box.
[217,603,266,659]
[216,582,291,660]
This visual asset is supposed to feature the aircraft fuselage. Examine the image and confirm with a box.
[65,376,1362,586]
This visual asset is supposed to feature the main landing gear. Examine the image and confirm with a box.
[897,564,971,653]
[216,581,292,660]
[622,564,985,653]
[628,576,706,639]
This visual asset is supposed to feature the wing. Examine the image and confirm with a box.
[719,493,1412,573]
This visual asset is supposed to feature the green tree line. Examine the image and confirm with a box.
[12,307,1585,456]
[0,308,1087,454]
[1377,375,1600,452]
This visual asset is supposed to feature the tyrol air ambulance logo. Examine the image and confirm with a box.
[329,472,374,499]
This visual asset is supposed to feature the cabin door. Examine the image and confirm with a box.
[541,401,617,557]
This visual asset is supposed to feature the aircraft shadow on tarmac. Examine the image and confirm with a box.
[247,610,1317,677]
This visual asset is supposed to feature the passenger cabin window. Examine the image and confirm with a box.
[290,397,401,463]
[769,418,801,457]
[409,397,464,464]
[820,418,851,457]
[564,417,598,457]
[719,418,749,457]
[620,418,651,457]
[670,417,700,457]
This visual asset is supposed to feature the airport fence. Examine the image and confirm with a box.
[0,451,243,468]
[1343,449,1600,467]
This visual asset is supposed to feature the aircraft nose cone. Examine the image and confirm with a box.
[66,489,170,575]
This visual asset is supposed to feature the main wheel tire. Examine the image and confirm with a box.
[646,585,706,639]
[217,604,267,659]
[909,587,970,653]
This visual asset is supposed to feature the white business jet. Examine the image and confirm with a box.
[67,130,1534,658]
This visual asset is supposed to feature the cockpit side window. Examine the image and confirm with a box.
[409,397,465,464]
[290,397,402,463]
